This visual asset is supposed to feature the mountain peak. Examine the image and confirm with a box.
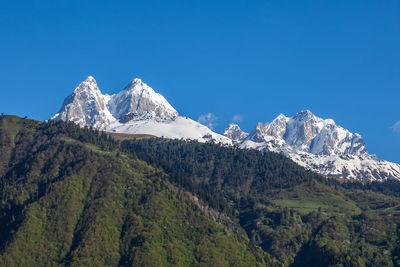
[226,123,239,129]
[298,109,313,115]
[276,113,288,120]
[131,77,142,84]
[242,110,368,157]
[52,76,231,145]
[231,110,388,180]
[52,76,114,129]
[223,123,248,144]
[224,123,244,133]
[125,78,144,89]
[85,75,97,83]
[110,78,178,120]
[73,76,101,95]
[292,110,315,121]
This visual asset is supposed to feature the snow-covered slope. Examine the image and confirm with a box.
[225,111,400,181]
[52,76,231,145]
[108,116,231,144]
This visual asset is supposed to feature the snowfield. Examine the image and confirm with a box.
[107,116,232,145]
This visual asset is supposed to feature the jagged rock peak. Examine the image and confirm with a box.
[295,109,313,116]
[85,75,97,83]
[230,110,398,181]
[52,76,231,145]
[51,76,114,129]
[275,113,288,120]
[108,78,179,120]
[128,77,143,85]
[292,109,315,120]
[223,123,249,144]
[73,76,100,93]
[240,110,368,157]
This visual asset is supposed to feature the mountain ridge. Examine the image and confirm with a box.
[224,111,400,181]
[52,76,400,181]
[52,76,231,145]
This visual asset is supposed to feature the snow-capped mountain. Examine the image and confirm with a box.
[52,76,115,129]
[53,76,400,181]
[223,124,249,145]
[243,110,367,156]
[223,111,400,181]
[109,78,179,121]
[52,76,231,145]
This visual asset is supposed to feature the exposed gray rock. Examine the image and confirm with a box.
[223,124,249,145]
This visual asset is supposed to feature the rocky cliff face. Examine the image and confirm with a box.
[52,76,115,129]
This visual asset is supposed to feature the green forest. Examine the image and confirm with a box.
[1,115,400,266]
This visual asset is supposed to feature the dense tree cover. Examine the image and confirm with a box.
[0,116,270,266]
[121,138,400,266]
[121,139,324,211]
[2,115,400,266]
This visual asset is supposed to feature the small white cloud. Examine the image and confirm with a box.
[198,113,217,130]
[393,121,400,133]
[232,114,243,123]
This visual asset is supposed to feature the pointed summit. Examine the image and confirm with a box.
[223,123,248,144]
[51,77,115,129]
[72,76,101,95]
[291,110,316,122]
[85,75,97,83]
[51,76,231,145]
[242,110,367,157]
[130,78,143,84]
[109,78,178,120]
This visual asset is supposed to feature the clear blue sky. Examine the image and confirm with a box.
[1,0,399,162]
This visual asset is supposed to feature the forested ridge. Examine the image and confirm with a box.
[1,115,400,266]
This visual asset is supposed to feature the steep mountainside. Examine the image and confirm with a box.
[2,115,400,266]
[120,137,400,266]
[224,110,400,181]
[52,76,231,145]
[0,115,266,266]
